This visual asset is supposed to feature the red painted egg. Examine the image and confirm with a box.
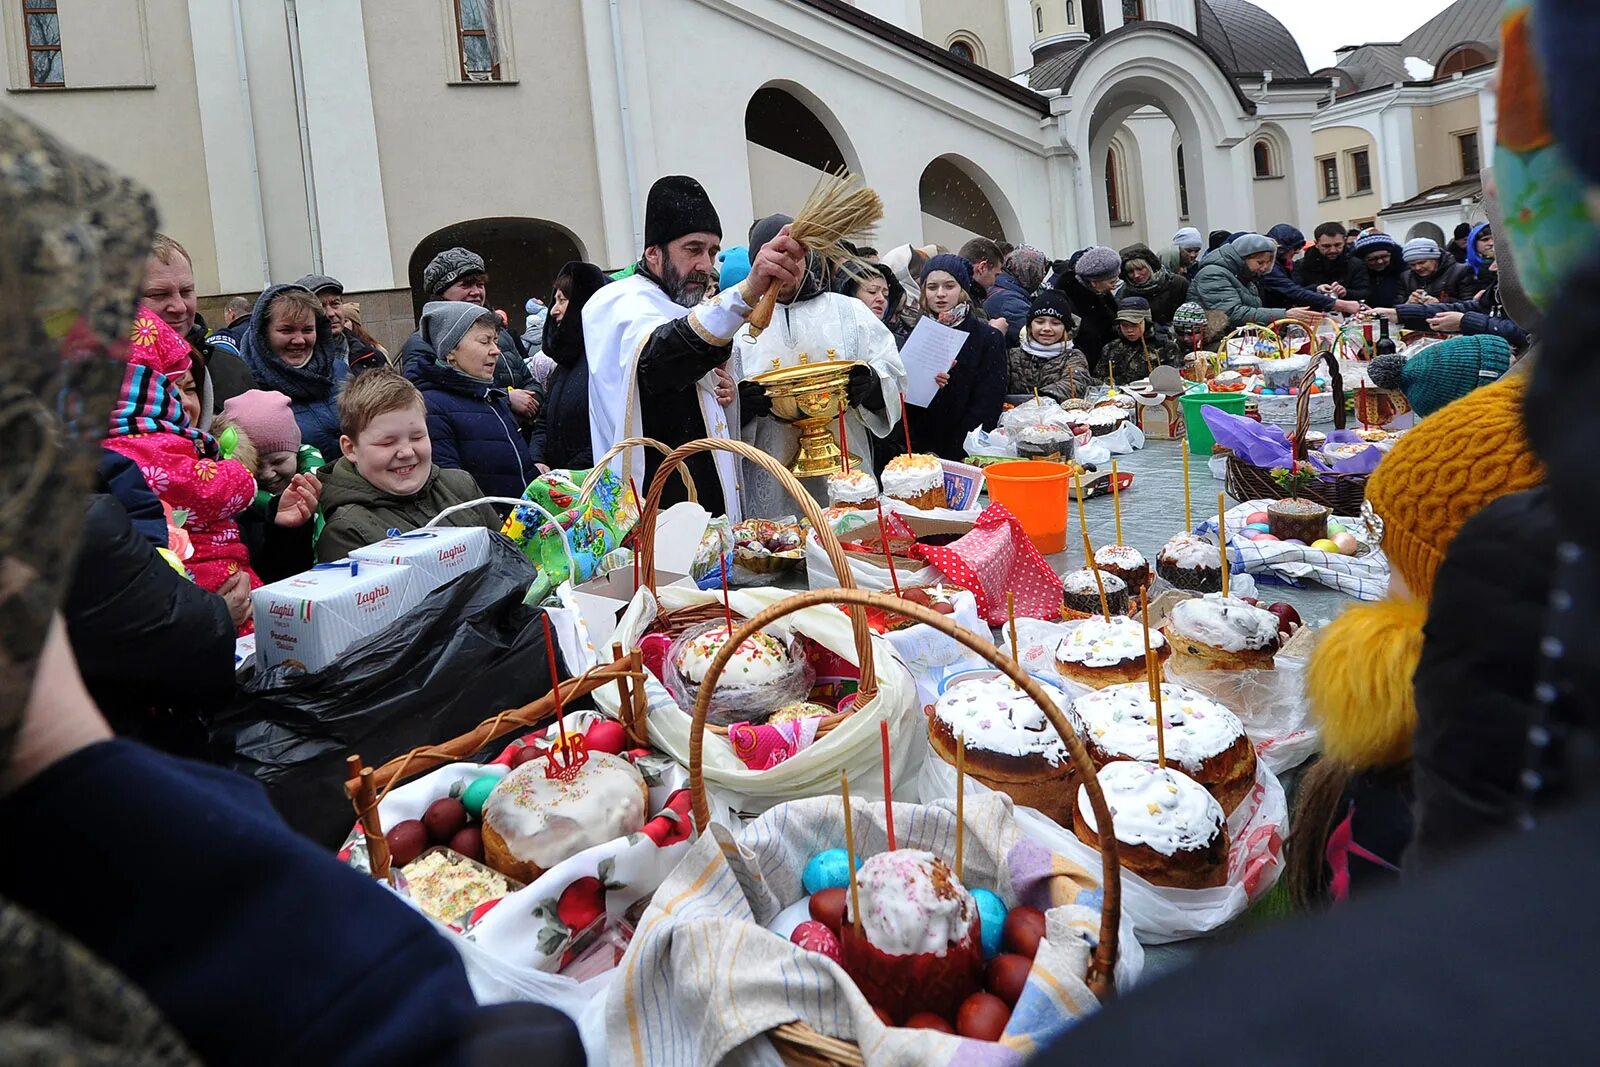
[1001,906,1047,959]
[904,1012,955,1033]
[956,992,1011,1042]
[790,920,842,963]
[986,953,1032,1007]
[808,887,848,936]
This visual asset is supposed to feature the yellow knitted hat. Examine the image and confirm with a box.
[1364,374,1543,600]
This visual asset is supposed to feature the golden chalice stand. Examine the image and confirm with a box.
[751,359,861,478]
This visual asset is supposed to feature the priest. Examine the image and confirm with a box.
[584,175,805,520]
[733,213,906,518]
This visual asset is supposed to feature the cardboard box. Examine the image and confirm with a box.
[570,501,707,652]
[1129,390,1185,440]
[806,511,975,592]
[349,526,492,599]
[939,459,986,511]
[252,561,420,673]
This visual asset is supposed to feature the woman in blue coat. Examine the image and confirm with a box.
[237,284,348,459]
[408,300,534,499]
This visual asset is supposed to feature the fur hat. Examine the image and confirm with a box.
[422,247,485,297]
[1172,226,1204,251]
[1027,288,1074,326]
[221,389,301,454]
[921,253,974,294]
[1402,238,1443,265]
[644,174,721,248]
[1369,335,1511,416]
[1074,245,1122,282]
[1230,233,1276,257]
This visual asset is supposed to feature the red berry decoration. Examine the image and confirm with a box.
[904,1012,955,1033]
[556,876,605,932]
[956,992,1010,1041]
[808,887,848,936]
[1001,906,1047,959]
[448,826,484,863]
[790,920,842,963]
[986,953,1032,1007]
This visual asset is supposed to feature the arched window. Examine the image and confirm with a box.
[1253,139,1275,178]
[1065,0,1076,23]
[950,39,974,62]
[1035,5,1043,33]
[1106,147,1124,224]
[1176,144,1190,219]
[1437,43,1492,77]
[945,33,983,65]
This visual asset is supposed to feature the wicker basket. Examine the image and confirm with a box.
[1226,351,1370,514]
[630,437,877,745]
[682,587,1124,1067]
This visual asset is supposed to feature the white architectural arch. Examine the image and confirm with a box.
[1052,25,1256,247]
[918,152,1023,245]
[748,78,864,176]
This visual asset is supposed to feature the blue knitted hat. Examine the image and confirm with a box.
[1368,335,1513,417]
[717,246,751,292]
[921,253,974,294]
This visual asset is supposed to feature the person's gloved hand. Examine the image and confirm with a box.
[847,364,886,412]
[739,378,772,419]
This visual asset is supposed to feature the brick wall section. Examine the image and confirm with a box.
[197,289,420,357]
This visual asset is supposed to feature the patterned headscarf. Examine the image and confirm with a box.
[1003,245,1049,293]
[109,310,216,457]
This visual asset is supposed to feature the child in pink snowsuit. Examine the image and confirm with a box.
[106,310,261,632]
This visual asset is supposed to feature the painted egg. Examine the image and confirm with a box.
[1283,538,1306,546]
[808,887,847,935]
[1241,530,1262,541]
[1254,533,1280,542]
[971,887,1008,959]
[461,775,499,818]
[802,848,861,894]
[1333,531,1360,555]
[585,719,628,755]
[1246,522,1271,533]
[1326,521,1346,535]
[1245,511,1270,525]
[791,920,842,963]
[1289,387,1299,396]
[1310,538,1342,554]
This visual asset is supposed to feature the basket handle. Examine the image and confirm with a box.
[1268,317,1317,354]
[1217,323,1286,360]
[686,586,1121,1000]
[578,436,698,506]
[1290,351,1347,455]
[635,437,877,703]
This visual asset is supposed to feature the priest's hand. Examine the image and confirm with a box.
[738,379,772,418]
[747,225,807,304]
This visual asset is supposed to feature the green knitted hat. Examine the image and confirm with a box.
[1368,335,1513,417]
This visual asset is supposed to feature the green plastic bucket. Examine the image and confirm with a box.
[1180,392,1248,455]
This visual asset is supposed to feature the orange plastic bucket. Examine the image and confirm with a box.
[985,460,1071,554]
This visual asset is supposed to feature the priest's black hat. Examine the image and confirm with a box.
[645,175,722,248]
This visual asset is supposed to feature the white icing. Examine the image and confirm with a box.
[880,455,943,496]
[1082,407,1130,428]
[483,751,646,869]
[1056,615,1164,668]
[675,624,793,686]
[1017,424,1073,445]
[1077,761,1224,856]
[933,675,1070,765]
[1169,594,1280,653]
[849,849,975,957]
[1062,569,1126,596]
[1094,545,1147,570]
[827,470,879,504]
[1070,682,1246,772]
[1157,534,1220,570]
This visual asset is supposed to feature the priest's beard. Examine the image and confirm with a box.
[660,257,713,308]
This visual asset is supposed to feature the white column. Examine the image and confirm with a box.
[581,0,642,265]
[186,0,270,292]
[1003,0,1035,75]
[291,0,394,289]
[1378,107,1419,205]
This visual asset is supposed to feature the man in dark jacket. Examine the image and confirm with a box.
[1380,261,1529,349]
[1293,221,1365,297]
[1118,243,1190,325]
[1399,238,1478,302]
[1348,232,1408,306]
[1260,223,1363,315]
[1446,221,1472,264]
[1060,245,1123,370]
[295,273,384,374]
[982,247,1048,345]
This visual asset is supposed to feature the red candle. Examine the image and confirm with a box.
[900,391,913,457]
[720,556,734,635]
[838,407,850,474]
[875,500,902,597]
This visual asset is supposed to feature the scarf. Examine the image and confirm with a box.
[238,286,340,404]
[934,302,971,327]
[1124,261,1172,298]
[108,363,217,457]
[1021,334,1068,360]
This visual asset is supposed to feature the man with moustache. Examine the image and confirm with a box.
[583,175,805,519]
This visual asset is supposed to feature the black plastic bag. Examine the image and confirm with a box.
[209,535,564,847]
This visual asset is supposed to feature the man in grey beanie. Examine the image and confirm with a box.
[1401,237,1478,303]
[1058,244,1124,368]
[1193,233,1324,329]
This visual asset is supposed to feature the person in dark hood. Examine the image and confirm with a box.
[406,300,534,499]
[734,213,905,517]
[529,261,609,471]
[1206,229,1232,253]
[142,233,255,424]
[1118,242,1190,325]
[1447,221,1472,264]
[1348,233,1408,306]
[1058,245,1123,368]
[294,273,383,374]
[1260,223,1363,314]
[1293,222,1365,298]
[236,284,349,458]
[1466,222,1496,288]
[982,244,1049,343]
[1192,233,1321,329]
[838,259,909,344]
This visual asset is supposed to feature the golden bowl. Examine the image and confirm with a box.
[751,359,861,478]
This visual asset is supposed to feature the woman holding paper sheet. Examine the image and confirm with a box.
[886,254,1006,462]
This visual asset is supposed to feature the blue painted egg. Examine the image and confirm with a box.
[802,848,861,894]
[1246,522,1271,533]
[971,887,1008,959]
[461,775,498,818]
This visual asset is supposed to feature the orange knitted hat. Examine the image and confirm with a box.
[1364,374,1543,600]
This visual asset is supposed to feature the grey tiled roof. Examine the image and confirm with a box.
[1324,43,1410,95]
[1400,0,1502,67]
[1024,43,1090,93]
[1195,0,1311,78]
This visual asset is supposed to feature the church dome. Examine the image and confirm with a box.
[1195,0,1310,78]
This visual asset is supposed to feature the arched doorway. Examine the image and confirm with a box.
[1406,221,1447,245]
[744,82,860,227]
[408,218,585,334]
[918,154,1018,248]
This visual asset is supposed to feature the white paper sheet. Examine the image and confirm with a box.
[898,316,967,407]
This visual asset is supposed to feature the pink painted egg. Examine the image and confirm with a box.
[791,920,842,962]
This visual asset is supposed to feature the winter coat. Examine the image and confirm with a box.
[1396,286,1530,349]
[1191,245,1279,329]
[1291,248,1364,294]
[398,325,533,392]
[98,448,168,548]
[237,284,349,459]
[1410,487,1552,872]
[1259,261,1336,311]
[983,272,1033,344]
[1006,342,1092,404]
[1465,221,1496,289]
[902,312,1007,462]
[1119,244,1191,324]
[237,445,325,584]
[522,304,548,351]
[530,262,609,471]
[1348,260,1409,308]
[316,459,501,562]
[1097,333,1183,385]
[1058,276,1120,369]
[1400,253,1479,302]
[64,494,235,757]
[407,357,535,500]
[192,315,255,412]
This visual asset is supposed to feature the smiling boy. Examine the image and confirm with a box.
[315,369,502,561]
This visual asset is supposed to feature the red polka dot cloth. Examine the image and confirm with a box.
[915,504,1063,625]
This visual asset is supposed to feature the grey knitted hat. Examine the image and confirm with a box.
[1403,238,1443,264]
[423,247,486,297]
[1075,245,1123,282]
[1230,233,1276,257]
[420,300,499,364]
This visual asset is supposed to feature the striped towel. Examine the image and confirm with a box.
[605,794,1109,1066]
[1195,499,1391,601]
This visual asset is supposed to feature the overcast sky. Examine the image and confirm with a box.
[1250,0,1460,72]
